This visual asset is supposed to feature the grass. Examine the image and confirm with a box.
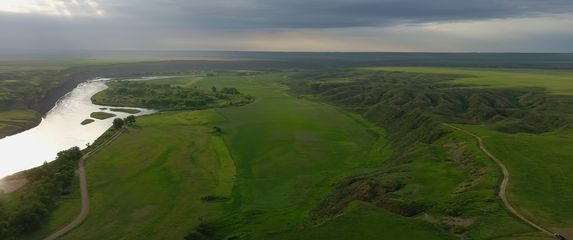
[272,201,453,240]
[365,67,573,95]
[59,110,234,240]
[90,112,116,120]
[191,73,444,238]
[0,110,40,138]
[288,67,570,238]
[80,119,95,125]
[363,67,573,231]
[109,108,141,114]
[460,125,573,229]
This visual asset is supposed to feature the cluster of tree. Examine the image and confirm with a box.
[185,221,217,240]
[112,115,136,129]
[93,81,254,111]
[0,147,82,239]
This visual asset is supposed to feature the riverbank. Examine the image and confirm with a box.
[1,60,279,140]
[0,78,155,179]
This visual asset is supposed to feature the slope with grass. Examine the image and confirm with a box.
[367,67,573,95]
[272,202,453,240]
[366,67,573,235]
[191,73,398,238]
[461,125,573,236]
[284,68,573,239]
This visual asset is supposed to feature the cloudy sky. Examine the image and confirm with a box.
[1,0,572,52]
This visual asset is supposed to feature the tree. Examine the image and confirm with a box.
[125,115,136,126]
[113,118,125,129]
[212,126,222,135]
[211,86,217,92]
[221,87,240,95]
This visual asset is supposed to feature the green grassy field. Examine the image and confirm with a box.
[366,67,573,95]
[272,201,453,240]
[58,110,234,240]
[461,125,573,230]
[193,73,396,238]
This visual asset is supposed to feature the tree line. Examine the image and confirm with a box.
[92,81,254,111]
[0,147,83,239]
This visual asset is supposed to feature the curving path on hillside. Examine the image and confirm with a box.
[44,129,125,240]
[444,124,555,237]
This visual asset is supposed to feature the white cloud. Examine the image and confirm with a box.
[0,0,105,17]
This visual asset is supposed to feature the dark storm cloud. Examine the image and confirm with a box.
[1,0,573,52]
[100,0,573,29]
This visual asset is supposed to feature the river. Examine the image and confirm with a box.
[0,78,156,178]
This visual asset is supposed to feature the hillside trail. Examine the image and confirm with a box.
[444,124,556,238]
[44,129,125,240]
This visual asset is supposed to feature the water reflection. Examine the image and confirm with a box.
[0,78,155,178]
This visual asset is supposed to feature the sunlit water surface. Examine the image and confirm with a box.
[0,78,156,178]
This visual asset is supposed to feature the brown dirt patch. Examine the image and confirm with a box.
[0,178,28,193]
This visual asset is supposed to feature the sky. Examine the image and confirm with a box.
[0,0,572,52]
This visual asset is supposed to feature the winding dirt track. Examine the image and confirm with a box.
[44,129,125,240]
[444,124,554,237]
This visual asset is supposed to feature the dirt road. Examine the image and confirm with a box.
[44,129,125,240]
[445,124,555,237]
